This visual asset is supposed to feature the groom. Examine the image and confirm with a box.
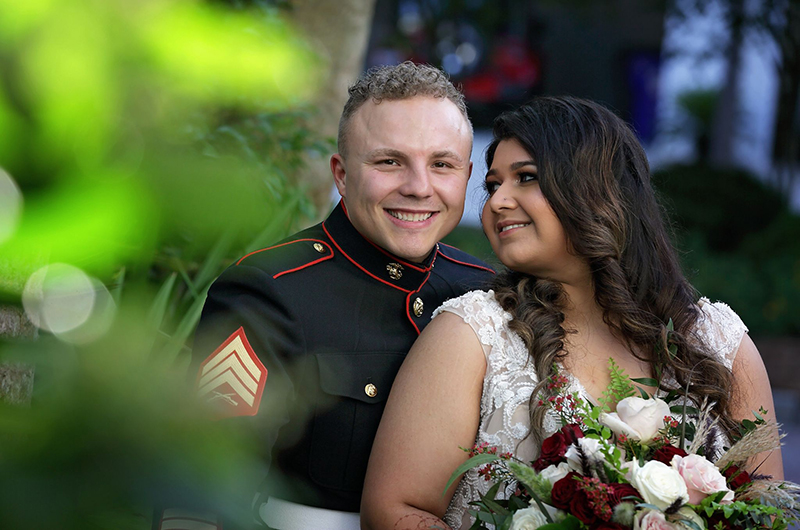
[158,62,494,530]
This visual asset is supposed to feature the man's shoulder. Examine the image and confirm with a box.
[436,243,495,276]
[230,223,334,280]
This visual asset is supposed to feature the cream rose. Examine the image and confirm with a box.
[672,454,734,504]
[600,396,671,442]
[539,462,570,486]
[510,505,548,530]
[630,460,689,510]
[635,510,677,530]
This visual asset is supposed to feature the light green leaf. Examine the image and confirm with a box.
[444,454,500,493]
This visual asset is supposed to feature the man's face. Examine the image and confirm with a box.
[331,97,473,263]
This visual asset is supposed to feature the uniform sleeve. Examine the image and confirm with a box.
[193,263,304,420]
[155,265,306,530]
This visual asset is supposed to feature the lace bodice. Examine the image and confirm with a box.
[433,290,748,529]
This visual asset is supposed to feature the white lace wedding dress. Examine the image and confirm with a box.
[434,290,748,530]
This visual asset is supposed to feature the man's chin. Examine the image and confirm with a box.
[385,237,440,263]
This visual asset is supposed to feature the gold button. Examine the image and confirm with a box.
[364,383,377,398]
[313,243,325,253]
[386,262,403,280]
[413,297,424,317]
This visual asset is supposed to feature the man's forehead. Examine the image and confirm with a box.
[354,95,466,122]
[351,97,472,143]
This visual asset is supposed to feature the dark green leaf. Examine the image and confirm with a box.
[670,405,700,415]
[631,377,659,387]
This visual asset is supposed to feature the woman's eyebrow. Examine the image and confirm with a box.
[485,160,537,178]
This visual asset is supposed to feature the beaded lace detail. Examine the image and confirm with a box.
[433,290,747,529]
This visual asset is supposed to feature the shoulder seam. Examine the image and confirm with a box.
[235,238,331,266]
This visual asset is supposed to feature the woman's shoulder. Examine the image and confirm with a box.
[693,297,749,369]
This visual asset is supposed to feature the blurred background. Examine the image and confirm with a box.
[0,0,797,527]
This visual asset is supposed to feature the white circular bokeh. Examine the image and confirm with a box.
[22,264,115,342]
[0,168,23,244]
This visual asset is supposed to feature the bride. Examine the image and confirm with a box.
[360,96,784,529]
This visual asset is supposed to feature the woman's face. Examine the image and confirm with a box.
[482,139,586,280]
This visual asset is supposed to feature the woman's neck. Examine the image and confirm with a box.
[559,277,606,333]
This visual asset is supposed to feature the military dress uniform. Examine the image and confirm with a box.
[161,202,493,530]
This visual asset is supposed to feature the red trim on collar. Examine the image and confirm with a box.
[322,222,412,293]
[362,237,434,273]
[235,239,330,266]
[437,246,496,274]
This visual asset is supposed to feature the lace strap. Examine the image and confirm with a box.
[695,298,748,370]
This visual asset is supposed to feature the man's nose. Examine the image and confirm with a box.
[398,165,434,198]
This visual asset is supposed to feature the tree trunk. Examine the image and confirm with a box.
[771,0,800,195]
[0,305,35,406]
[287,0,378,219]
[709,0,745,168]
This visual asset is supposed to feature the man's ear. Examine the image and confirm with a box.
[331,154,347,198]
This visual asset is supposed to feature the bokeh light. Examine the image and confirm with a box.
[22,263,97,335]
[0,167,22,244]
[59,278,116,344]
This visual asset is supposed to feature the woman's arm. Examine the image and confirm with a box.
[361,311,487,530]
[730,333,784,480]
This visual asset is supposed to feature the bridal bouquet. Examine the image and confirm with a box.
[448,360,798,530]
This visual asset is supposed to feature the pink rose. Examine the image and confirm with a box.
[635,510,677,530]
[672,454,734,504]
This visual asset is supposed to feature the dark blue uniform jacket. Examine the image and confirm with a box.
[192,202,494,513]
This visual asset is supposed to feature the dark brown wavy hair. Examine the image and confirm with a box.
[485,96,736,445]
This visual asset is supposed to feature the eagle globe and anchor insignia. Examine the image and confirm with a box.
[386,262,403,280]
[196,327,267,418]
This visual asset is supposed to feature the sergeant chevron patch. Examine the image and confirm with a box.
[196,327,266,418]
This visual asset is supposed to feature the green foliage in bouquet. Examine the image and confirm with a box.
[447,360,798,530]
[596,358,639,412]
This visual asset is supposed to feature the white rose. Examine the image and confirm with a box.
[510,506,548,530]
[564,437,604,472]
[539,462,570,486]
[600,396,671,442]
[672,454,734,504]
[630,460,689,510]
[673,507,706,530]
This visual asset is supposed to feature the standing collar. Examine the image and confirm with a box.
[322,201,437,293]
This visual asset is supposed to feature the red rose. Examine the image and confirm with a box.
[561,423,585,445]
[723,465,751,490]
[652,444,688,465]
[570,489,598,525]
[708,513,743,530]
[550,472,581,510]
[608,483,642,506]
[534,431,568,470]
